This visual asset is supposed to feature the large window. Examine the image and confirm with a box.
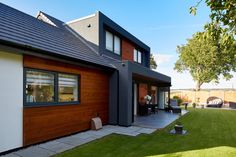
[105,30,121,55]
[133,49,142,63]
[25,69,80,106]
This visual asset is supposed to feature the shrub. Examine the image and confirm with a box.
[173,96,183,106]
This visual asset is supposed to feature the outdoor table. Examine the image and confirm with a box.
[182,102,188,110]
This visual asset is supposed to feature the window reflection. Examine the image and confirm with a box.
[26,70,54,103]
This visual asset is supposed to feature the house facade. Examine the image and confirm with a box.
[0,3,171,153]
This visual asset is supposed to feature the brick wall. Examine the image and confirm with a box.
[139,83,148,104]
[122,39,134,61]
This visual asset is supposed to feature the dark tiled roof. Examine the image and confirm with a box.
[0,3,113,68]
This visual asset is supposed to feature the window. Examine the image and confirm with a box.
[25,69,80,106]
[106,31,113,51]
[105,30,121,55]
[138,51,142,63]
[59,74,78,102]
[133,49,142,63]
[114,36,121,55]
[26,70,55,103]
[133,49,138,62]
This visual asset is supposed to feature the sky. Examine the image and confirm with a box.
[1,0,236,89]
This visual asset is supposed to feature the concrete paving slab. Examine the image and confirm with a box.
[113,131,140,136]
[39,141,74,153]
[86,129,111,137]
[1,153,20,157]
[137,128,156,134]
[14,146,54,157]
[72,132,95,140]
[57,136,86,147]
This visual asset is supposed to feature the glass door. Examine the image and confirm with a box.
[158,91,165,109]
[151,86,158,104]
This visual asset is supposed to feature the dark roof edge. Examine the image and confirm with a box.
[127,61,171,83]
[98,11,150,52]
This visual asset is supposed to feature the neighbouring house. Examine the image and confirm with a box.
[0,3,171,153]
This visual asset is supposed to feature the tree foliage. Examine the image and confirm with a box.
[150,53,157,69]
[187,0,236,90]
[174,31,236,91]
[190,0,236,34]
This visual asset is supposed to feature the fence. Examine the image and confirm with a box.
[170,89,236,108]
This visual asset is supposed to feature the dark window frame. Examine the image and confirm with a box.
[23,68,81,107]
[105,30,122,56]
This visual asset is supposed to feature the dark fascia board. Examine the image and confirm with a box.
[98,11,150,52]
[127,61,171,84]
[0,41,116,72]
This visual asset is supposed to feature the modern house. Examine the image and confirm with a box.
[0,3,171,153]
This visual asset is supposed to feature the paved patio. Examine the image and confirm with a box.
[1,125,156,157]
[133,110,188,129]
[1,110,188,157]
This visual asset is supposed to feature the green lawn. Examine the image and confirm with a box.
[55,108,236,157]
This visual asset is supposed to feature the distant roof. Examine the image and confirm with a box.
[0,3,113,68]
[66,13,96,25]
[36,11,65,30]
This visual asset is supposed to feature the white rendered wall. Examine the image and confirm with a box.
[0,51,23,153]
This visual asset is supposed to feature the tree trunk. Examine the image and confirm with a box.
[195,81,202,91]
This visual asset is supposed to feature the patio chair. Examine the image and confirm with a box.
[206,97,223,108]
[170,99,181,113]
[139,103,152,116]
[229,102,236,109]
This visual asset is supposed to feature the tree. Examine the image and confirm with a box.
[190,0,236,34]
[188,0,236,90]
[150,53,157,69]
[174,31,236,91]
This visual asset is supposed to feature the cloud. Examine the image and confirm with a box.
[153,53,174,66]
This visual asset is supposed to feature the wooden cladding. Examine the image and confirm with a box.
[23,55,109,146]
